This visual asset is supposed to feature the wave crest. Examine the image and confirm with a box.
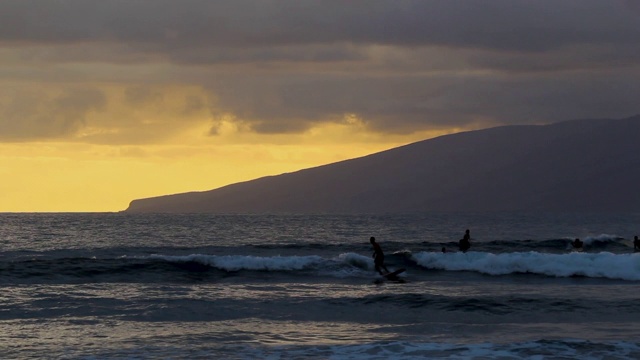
[150,254,323,272]
[411,251,640,280]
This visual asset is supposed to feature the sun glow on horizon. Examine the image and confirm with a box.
[1,119,461,212]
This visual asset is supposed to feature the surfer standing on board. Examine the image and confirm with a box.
[370,237,390,275]
[634,236,639,251]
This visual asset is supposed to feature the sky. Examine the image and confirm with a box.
[1,0,640,212]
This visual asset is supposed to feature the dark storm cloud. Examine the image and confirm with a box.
[1,0,639,140]
[2,0,639,53]
[206,67,640,134]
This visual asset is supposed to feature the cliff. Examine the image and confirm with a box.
[125,115,640,213]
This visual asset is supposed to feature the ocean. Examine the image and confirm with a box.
[1,212,639,359]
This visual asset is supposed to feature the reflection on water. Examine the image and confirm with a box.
[0,317,398,358]
[3,318,639,359]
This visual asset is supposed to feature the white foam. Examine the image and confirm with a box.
[582,233,622,245]
[335,252,373,270]
[412,251,640,281]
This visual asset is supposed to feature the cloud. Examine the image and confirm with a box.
[0,83,216,143]
[0,86,106,141]
[203,65,640,134]
[1,0,639,143]
[1,1,639,51]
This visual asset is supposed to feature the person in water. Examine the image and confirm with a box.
[459,229,471,253]
[370,236,390,275]
[634,236,640,251]
[572,238,583,250]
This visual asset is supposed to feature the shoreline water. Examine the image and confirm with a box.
[1,213,639,359]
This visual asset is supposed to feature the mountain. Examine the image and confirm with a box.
[124,116,640,213]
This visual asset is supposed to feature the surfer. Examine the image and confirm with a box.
[572,238,583,250]
[634,236,639,251]
[459,229,471,253]
[370,236,390,275]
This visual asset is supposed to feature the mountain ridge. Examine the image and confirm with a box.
[124,115,640,213]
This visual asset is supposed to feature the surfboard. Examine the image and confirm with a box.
[383,268,405,280]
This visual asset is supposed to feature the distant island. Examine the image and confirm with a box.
[125,115,640,213]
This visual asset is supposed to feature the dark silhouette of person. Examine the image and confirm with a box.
[572,238,583,250]
[459,229,471,253]
[441,247,447,253]
[634,236,640,251]
[370,236,389,275]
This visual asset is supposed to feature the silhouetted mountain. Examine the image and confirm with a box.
[125,116,640,213]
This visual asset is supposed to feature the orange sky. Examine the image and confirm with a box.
[1,118,457,212]
[0,82,462,211]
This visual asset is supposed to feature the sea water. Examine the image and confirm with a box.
[1,212,639,359]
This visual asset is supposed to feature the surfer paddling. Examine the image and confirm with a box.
[572,238,583,250]
[370,236,390,275]
[459,229,471,253]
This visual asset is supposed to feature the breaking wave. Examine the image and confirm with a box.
[411,251,640,281]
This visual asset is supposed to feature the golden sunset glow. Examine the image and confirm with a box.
[1,113,457,212]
